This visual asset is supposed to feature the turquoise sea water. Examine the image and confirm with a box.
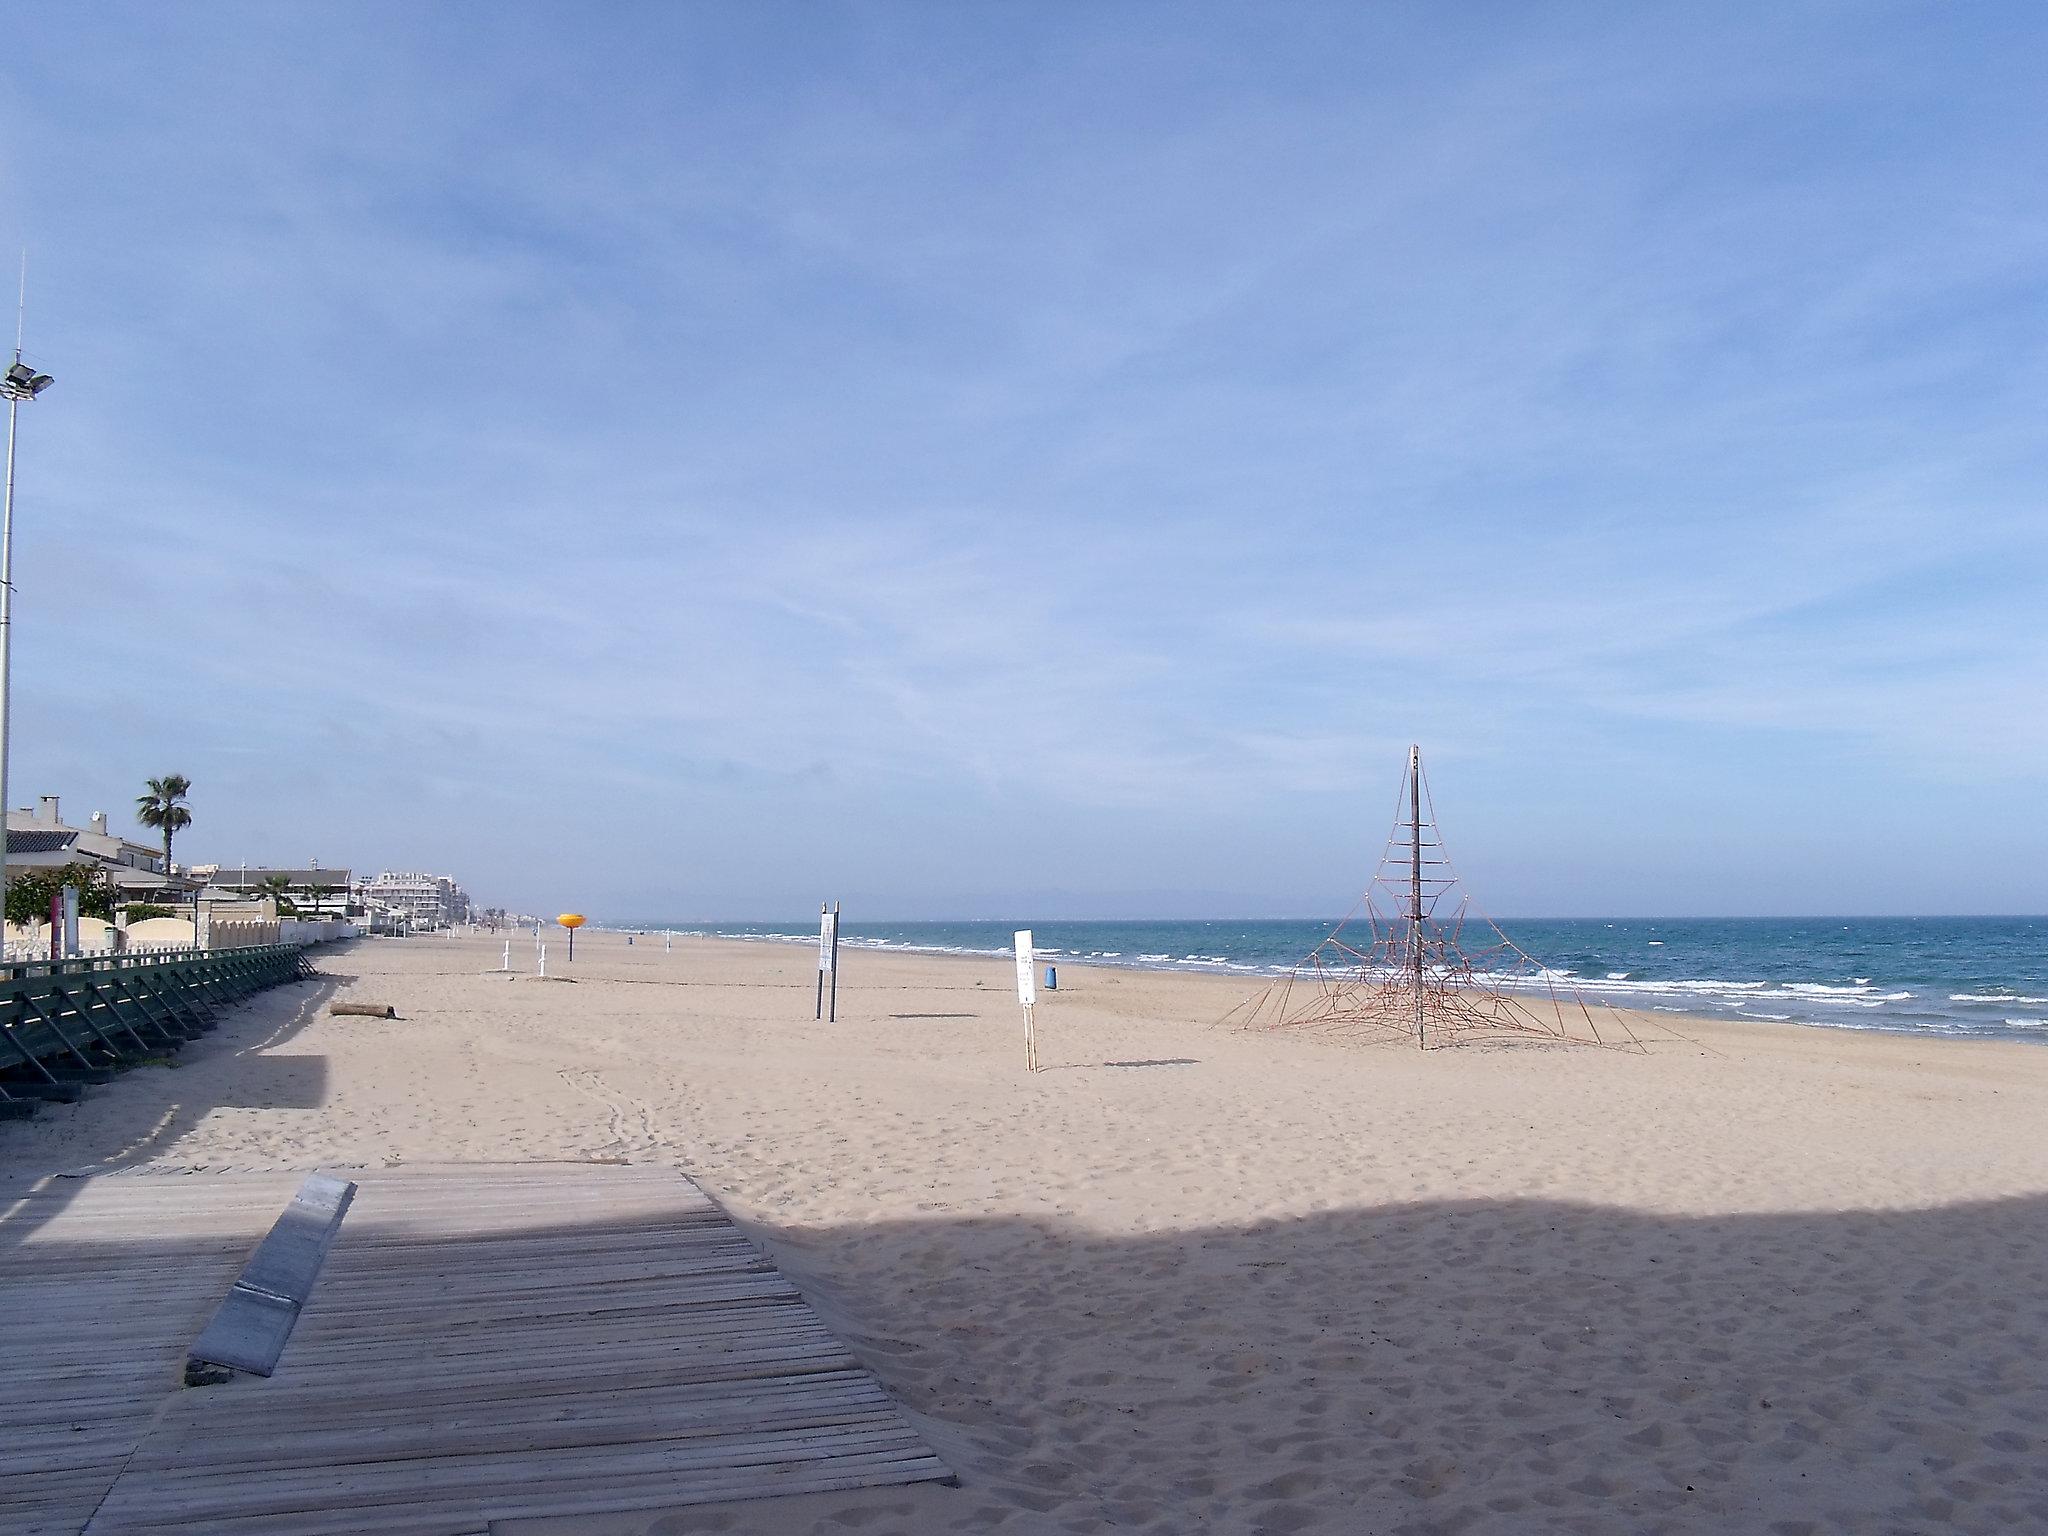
[615,916,2048,1042]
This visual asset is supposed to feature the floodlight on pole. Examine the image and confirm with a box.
[1,363,54,400]
[0,338,55,939]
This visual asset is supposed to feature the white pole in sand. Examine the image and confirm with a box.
[538,943,547,978]
[1014,929,1038,1072]
[815,903,835,1020]
[664,929,672,953]
[500,939,510,972]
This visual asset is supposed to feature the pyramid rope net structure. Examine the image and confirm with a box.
[1225,746,1652,1051]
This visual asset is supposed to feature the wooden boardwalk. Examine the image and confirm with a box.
[0,1163,948,1535]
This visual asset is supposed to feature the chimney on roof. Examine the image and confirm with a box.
[90,811,108,836]
[38,795,59,827]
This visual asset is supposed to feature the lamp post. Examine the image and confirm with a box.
[0,349,57,942]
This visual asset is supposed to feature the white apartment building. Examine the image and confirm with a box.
[359,871,469,930]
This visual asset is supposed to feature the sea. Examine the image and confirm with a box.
[616,916,2048,1043]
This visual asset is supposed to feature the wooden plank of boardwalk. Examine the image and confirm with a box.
[0,1170,305,1534]
[76,1163,950,1535]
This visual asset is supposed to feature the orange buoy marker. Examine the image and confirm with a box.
[558,912,586,961]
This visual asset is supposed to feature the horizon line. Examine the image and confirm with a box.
[591,912,2048,926]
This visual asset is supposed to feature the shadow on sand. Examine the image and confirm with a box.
[3,1164,2046,1532]
[746,1191,2048,1534]
[0,960,348,1244]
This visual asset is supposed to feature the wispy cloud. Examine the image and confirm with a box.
[3,3,2044,915]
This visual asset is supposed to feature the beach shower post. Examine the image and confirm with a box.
[1015,929,1038,1072]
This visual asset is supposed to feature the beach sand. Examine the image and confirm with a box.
[14,930,2048,1533]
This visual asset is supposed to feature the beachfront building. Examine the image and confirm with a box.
[4,795,197,905]
[192,865,354,919]
[360,871,469,931]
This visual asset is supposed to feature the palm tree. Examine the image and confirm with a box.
[254,873,296,916]
[135,775,193,874]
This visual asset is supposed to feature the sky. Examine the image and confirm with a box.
[1,3,2044,920]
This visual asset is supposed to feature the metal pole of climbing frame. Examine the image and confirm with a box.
[1409,743,1425,1047]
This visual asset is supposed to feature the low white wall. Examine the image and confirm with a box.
[277,919,361,946]
[2,916,360,959]
[125,916,199,949]
[205,918,282,949]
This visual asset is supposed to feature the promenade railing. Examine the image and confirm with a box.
[0,943,319,1120]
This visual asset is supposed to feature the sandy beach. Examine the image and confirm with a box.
[13,930,2048,1534]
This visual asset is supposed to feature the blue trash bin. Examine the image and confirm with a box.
[1044,966,1058,991]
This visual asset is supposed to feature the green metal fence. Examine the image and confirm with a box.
[0,944,318,1120]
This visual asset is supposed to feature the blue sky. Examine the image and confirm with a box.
[2,4,2043,919]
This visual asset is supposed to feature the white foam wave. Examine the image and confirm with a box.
[695,928,2040,1040]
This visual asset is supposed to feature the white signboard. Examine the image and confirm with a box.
[1014,930,1035,1007]
[818,908,837,973]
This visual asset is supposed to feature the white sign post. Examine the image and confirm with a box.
[1014,929,1038,1072]
[61,886,79,959]
[815,902,841,1021]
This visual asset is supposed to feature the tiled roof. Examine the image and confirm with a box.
[8,829,78,854]
[110,869,188,891]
